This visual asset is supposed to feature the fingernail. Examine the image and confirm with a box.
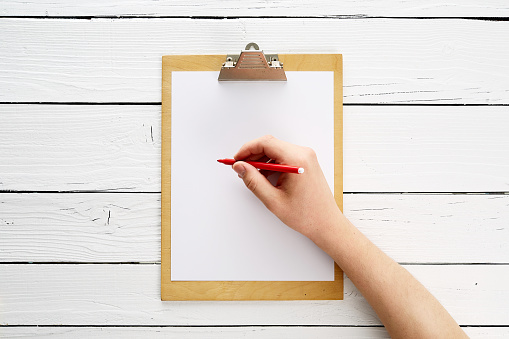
[233,163,246,178]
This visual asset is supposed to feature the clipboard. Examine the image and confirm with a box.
[161,45,343,301]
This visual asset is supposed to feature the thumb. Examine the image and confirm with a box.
[233,161,278,207]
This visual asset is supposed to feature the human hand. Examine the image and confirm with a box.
[233,137,468,339]
[232,135,343,243]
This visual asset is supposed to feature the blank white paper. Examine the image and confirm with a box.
[171,71,335,281]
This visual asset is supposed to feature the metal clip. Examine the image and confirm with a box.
[218,43,287,81]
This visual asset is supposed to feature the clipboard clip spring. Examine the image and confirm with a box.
[218,43,287,81]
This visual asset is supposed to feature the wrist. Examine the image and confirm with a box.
[308,208,348,253]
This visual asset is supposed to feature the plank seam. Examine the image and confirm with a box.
[0,102,162,105]
[0,262,161,265]
[1,102,509,106]
[2,262,508,265]
[0,324,507,328]
[1,191,507,194]
[0,16,508,21]
[0,324,387,328]
[343,192,509,195]
[0,190,162,194]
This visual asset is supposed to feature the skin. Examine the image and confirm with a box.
[232,135,468,339]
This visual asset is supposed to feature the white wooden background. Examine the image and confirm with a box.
[1,1,508,338]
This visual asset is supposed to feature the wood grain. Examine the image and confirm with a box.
[346,194,509,264]
[0,193,160,262]
[2,0,508,17]
[1,105,508,192]
[1,19,508,103]
[1,3,508,334]
[0,327,392,339]
[1,264,508,326]
[2,326,508,339]
[343,105,509,192]
[0,194,507,264]
[0,104,160,192]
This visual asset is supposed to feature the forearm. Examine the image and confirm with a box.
[232,136,466,337]
[312,214,468,339]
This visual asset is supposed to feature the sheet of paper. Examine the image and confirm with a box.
[171,71,335,281]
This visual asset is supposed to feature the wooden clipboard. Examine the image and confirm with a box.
[161,53,343,300]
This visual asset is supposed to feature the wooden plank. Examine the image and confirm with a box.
[0,326,506,338]
[2,0,508,17]
[0,327,391,339]
[343,105,509,192]
[1,326,506,338]
[0,264,508,325]
[0,104,160,192]
[1,18,508,103]
[345,194,509,263]
[0,193,160,262]
[1,193,508,264]
[1,105,508,192]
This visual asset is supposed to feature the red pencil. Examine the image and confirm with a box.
[217,158,304,174]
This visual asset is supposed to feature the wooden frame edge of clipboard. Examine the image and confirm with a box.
[161,54,343,301]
